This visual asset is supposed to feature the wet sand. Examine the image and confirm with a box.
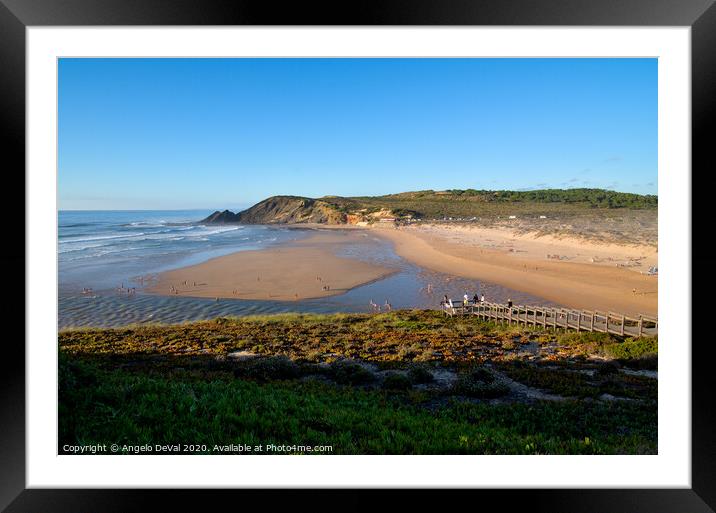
[147,221,657,316]
[372,224,657,316]
[146,230,396,301]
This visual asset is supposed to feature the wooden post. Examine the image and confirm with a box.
[620,315,625,336]
[590,312,594,332]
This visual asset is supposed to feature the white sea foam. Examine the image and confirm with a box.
[190,226,242,237]
[60,232,146,244]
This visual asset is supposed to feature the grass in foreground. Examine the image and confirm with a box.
[59,355,656,455]
[59,310,657,455]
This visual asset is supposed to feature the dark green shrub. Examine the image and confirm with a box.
[330,361,376,385]
[382,372,412,391]
[407,365,434,384]
[471,367,495,383]
[232,356,299,381]
[595,362,620,377]
[452,366,509,398]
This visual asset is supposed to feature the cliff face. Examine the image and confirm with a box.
[201,196,347,225]
[201,209,240,224]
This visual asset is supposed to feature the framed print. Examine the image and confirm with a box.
[3,0,713,511]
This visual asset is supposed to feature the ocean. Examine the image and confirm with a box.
[58,210,557,328]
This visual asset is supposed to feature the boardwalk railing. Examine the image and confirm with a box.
[441,301,657,337]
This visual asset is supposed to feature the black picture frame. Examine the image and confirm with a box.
[2,0,711,511]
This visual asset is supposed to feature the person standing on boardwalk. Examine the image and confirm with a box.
[472,293,479,304]
[481,293,485,304]
[507,298,513,308]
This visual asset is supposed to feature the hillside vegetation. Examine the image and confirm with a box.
[202,188,657,225]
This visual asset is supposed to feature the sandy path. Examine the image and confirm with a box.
[372,225,657,316]
[146,230,396,301]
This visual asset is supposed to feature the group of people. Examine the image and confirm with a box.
[441,293,514,309]
[442,293,514,309]
[468,293,485,305]
[442,293,485,308]
[317,276,332,292]
[369,299,392,312]
[117,283,136,295]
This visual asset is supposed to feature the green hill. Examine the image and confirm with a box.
[202,188,657,225]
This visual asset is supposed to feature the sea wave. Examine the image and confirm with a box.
[60,232,147,244]
[59,224,247,253]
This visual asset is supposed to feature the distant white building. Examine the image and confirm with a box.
[508,215,517,219]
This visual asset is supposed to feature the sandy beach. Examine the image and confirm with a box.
[147,220,657,316]
[146,230,396,301]
[371,223,657,316]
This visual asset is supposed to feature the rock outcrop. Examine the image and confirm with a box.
[201,196,347,225]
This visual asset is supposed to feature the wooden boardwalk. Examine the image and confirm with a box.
[441,301,657,338]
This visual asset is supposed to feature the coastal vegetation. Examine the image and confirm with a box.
[202,188,657,226]
[59,310,657,455]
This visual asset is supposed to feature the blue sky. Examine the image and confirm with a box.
[58,58,657,210]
